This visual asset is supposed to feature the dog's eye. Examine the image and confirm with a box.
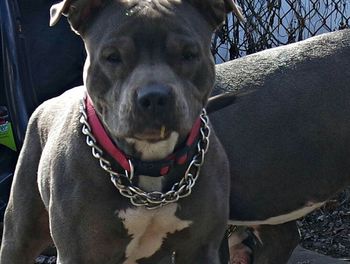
[182,49,198,62]
[105,52,122,64]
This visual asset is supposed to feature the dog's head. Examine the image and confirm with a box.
[50,0,238,157]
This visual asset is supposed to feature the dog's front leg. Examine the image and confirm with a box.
[0,117,51,264]
[199,247,223,264]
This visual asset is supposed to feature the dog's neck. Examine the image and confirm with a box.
[116,132,180,192]
[86,95,196,192]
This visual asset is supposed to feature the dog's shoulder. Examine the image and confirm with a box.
[28,86,86,145]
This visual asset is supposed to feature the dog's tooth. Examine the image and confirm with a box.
[160,126,166,139]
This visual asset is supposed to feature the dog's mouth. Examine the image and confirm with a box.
[132,126,172,143]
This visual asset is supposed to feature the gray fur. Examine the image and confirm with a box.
[211,29,350,263]
[212,29,350,221]
[0,0,233,263]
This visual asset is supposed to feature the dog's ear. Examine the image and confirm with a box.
[186,0,245,29]
[49,0,105,34]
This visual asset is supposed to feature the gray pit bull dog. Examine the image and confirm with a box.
[212,29,350,263]
[0,0,245,263]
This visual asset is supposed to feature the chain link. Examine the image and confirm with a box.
[79,96,211,209]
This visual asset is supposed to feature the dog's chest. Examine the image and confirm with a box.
[118,204,192,264]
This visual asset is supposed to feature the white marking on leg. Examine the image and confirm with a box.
[251,227,263,245]
[228,229,249,247]
[118,204,192,264]
[229,202,324,226]
[228,231,252,264]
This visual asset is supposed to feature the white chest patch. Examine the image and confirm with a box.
[229,202,324,226]
[118,203,192,264]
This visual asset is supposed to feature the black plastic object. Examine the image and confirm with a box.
[0,145,16,220]
[0,0,28,221]
[0,0,36,148]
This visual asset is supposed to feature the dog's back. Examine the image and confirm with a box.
[213,29,350,222]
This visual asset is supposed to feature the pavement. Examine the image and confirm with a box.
[288,246,349,264]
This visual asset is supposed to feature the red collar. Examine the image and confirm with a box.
[85,96,201,176]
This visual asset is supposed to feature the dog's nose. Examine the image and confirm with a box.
[137,84,173,114]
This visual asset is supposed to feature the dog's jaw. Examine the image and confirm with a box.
[125,131,179,192]
[126,131,179,161]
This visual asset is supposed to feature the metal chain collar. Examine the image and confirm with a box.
[79,96,211,209]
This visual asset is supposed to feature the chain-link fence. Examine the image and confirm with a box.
[213,0,350,63]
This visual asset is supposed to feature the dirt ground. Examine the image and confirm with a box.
[298,189,350,261]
